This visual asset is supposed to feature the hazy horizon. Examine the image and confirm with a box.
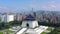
[0,0,60,13]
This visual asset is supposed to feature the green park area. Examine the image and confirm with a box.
[48,27,60,34]
[41,26,54,34]
[0,29,15,34]
[0,32,3,34]
[41,32,47,34]
[0,21,22,34]
[47,27,53,31]
[41,26,60,34]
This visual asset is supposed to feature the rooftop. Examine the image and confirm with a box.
[24,15,35,21]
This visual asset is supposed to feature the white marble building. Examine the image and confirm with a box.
[16,15,48,34]
[22,21,38,28]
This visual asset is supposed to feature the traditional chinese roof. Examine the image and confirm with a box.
[24,15,35,21]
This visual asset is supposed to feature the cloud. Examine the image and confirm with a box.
[29,0,59,11]
[0,6,31,13]
[0,6,20,13]
[48,0,55,4]
[0,0,60,12]
[50,5,56,8]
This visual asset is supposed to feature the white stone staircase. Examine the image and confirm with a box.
[15,28,27,34]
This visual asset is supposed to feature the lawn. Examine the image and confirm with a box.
[0,29,15,34]
[25,33,28,34]
[41,27,53,34]
[0,32,3,34]
[4,29,14,33]
[41,32,47,34]
[47,27,52,31]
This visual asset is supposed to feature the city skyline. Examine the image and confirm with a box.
[0,0,60,13]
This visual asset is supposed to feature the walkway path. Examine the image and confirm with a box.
[16,28,27,34]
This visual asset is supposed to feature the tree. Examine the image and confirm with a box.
[9,20,22,26]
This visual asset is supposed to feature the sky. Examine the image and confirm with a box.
[0,0,60,13]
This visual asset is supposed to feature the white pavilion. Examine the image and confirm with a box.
[16,15,48,34]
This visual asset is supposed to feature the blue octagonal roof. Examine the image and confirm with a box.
[24,15,35,21]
